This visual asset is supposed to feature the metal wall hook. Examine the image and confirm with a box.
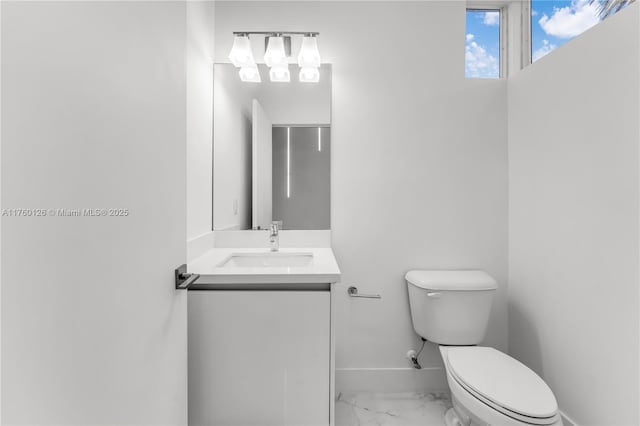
[347,286,381,299]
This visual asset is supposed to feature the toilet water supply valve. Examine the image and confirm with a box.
[407,338,427,370]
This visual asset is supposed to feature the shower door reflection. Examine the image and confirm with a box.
[272,126,330,230]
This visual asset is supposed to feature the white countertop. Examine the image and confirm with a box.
[188,247,341,287]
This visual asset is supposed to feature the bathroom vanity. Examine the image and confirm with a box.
[186,247,341,426]
[188,61,337,425]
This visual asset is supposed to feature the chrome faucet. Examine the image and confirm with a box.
[269,222,279,252]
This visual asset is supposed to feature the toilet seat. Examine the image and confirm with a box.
[442,346,560,425]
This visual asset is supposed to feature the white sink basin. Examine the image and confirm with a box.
[218,252,314,268]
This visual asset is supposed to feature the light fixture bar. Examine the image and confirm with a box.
[233,31,319,36]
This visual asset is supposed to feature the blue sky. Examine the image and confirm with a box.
[466,1,610,78]
[531,0,603,61]
[465,9,501,78]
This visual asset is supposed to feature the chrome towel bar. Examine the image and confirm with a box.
[347,286,381,299]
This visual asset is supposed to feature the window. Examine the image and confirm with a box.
[465,9,502,79]
[531,0,630,63]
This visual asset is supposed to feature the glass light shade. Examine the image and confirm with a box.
[239,66,261,83]
[298,36,321,68]
[228,35,255,68]
[269,64,290,82]
[299,66,320,83]
[264,36,288,67]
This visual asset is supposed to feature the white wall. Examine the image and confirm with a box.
[508,5,640,425]
[215,1,508,388]
[1,2,193,423]
[187,1,215,242]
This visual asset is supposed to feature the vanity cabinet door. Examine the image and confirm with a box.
[188,291,330,426]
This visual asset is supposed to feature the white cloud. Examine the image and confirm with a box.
[465,37,499,78]
[538,0,601,39]
[531,9,539,17]
[532,39,558,62]
[466,33,475,42]
[483,11,500,26]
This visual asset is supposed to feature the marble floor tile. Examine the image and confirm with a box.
[336,391,452,426]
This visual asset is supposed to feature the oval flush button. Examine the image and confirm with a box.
[426,292,442,298]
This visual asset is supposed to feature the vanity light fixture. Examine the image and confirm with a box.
[264,35,288,68]
[269,64,291,83]
[298,35,321,68]
[239,66,261,83]
[228,34,255,68]
[229,34,261,82]
[299,67,320,83]
[229,31,321,83]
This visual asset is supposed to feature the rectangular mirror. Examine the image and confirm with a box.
[213,63,331,231]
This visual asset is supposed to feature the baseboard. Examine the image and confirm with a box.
[560,410,578,426]
[336,367,448,394]
[187,231,215,263]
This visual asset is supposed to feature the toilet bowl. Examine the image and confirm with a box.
[440,346,562,426]
[405,270,562,426]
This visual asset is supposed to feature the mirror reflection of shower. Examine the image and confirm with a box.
[272,126,330,230]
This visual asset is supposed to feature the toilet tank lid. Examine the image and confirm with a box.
[405,270,497,291]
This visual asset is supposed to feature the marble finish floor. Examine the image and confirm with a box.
[336,391,452,426]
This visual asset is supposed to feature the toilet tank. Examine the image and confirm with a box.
[406,270,497,345]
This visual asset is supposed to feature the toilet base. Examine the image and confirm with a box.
[448,394,491,426]
[444,407,467,426]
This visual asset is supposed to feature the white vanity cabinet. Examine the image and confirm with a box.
[188,290,331,426]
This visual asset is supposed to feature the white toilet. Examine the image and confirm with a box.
[406,270,563,426]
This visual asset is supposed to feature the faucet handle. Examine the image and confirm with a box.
[270,221,281,232]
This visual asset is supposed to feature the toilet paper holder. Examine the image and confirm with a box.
[347,286,381,299]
